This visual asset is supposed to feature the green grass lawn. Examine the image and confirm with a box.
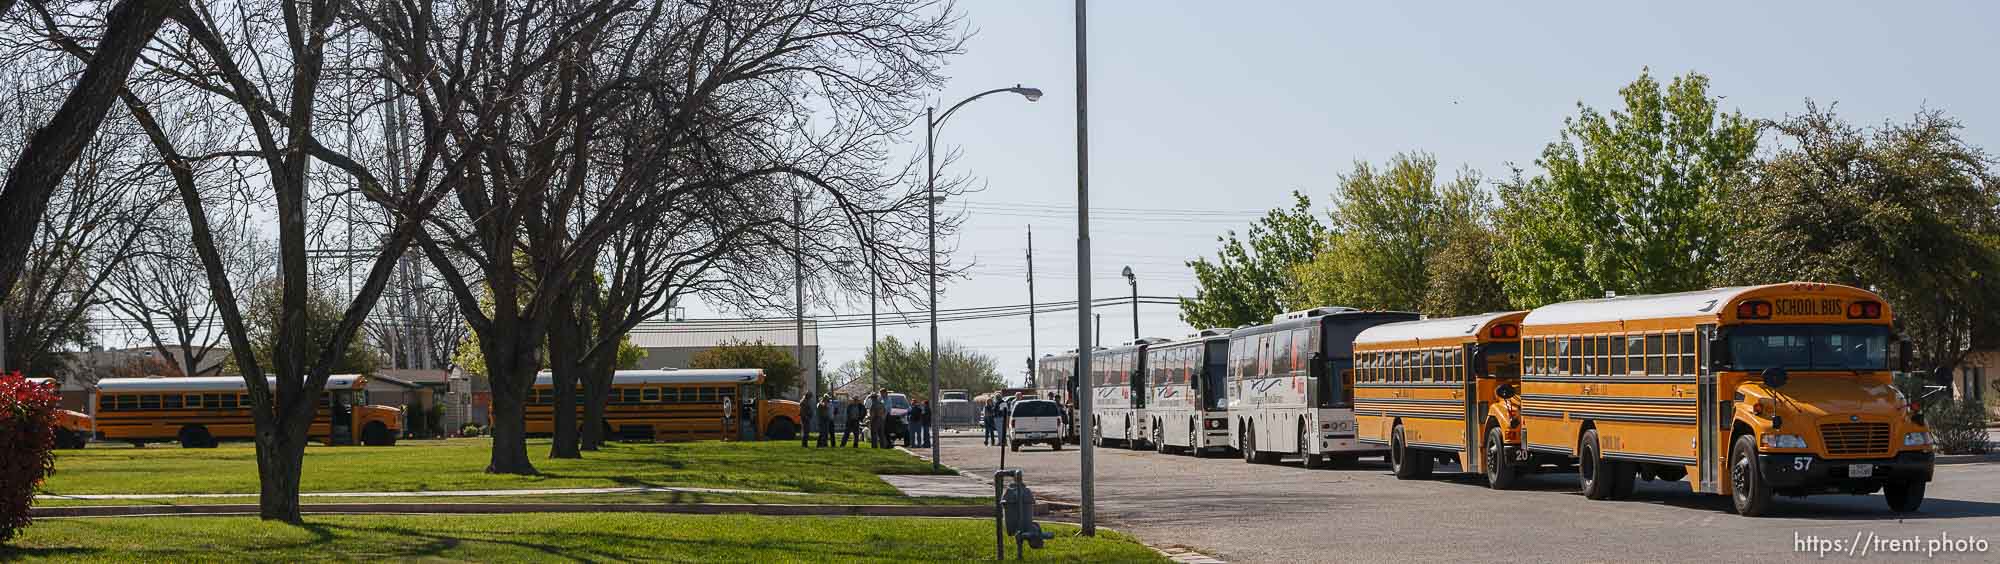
[45,439,949,497]
[2,513,1165,563]
[32,491,984,508]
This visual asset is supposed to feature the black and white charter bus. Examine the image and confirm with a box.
[1143,328,1234,456]
[1229,307,1418,466]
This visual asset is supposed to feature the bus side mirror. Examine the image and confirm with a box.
[1898,341,1912,373]
[1761,367,1789,389]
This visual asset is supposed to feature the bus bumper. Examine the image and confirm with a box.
[1758,451,1934,492]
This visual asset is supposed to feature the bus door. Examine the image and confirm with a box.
[328,390,356,444]
[1463,343,1481,458]
[1696,324,1720,494]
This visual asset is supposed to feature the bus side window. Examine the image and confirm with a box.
[99,395,114,412]
[700,387,717,403]
[239,394,250,407]
[1679,332,1697,375]
[164,394,183,409]
[1663,331,1682,376]
[186,394,202,409]
[139,394,161,410]
[1646,334,1665,375]
[642,387,661,403]
[1624,334,1640,374]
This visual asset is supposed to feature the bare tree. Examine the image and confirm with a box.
[0,0,175,303]
[105,215,272,378]
[20,0,453,521]
[0,71,162,378]
[360,0,963,473]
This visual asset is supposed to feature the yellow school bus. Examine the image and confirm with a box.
[1517,283,1932,516]
[28,377,95,449]
[1352,312,1527,486]
[95,375,404,448]
[527,369,802,441]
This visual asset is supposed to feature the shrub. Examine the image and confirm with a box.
[1928,397,1991,455]
[0,372,60,543]
[460,423,484,438]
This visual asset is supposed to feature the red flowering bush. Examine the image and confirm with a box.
[0,372,59,543]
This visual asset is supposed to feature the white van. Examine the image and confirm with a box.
[1007,399,1065,451]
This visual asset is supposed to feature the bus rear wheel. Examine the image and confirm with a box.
[1390,424,1430,479]
[1580,429,1618,500]
[1885,481,1925,513]
[179,426,215,449]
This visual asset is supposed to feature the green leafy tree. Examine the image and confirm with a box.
[228,282,381,376]
[1420,223,1512,316]
[1720,104,2000,380]
[689,339,801,398]
[1181,191,1326,328]
[835,336,1004,399]
[1291,153,1487,312]
[1495,70,1759,308]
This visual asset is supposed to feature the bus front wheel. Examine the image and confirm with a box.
[1885,481,1925,513]
[1298,422,1322,468]
[765,417,797,440]
[1729,433,1773,516]
[1485,426,1518,490]
[361,422,397,447]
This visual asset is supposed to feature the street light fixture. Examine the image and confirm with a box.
[926,83,1041,470]
[1121,266,1137,340]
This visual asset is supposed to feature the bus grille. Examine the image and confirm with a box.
[1819,422,1889,456]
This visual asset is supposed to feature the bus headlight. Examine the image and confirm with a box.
[1903,432,1931,446]
[1761,434,1808,449]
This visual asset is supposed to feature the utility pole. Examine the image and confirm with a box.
[1095,314,1102,348]
[796,189,808,448]
[1073,0,1095,535]
[1026,225,1036,380]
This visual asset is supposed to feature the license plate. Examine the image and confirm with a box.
[1849,464,1873,478]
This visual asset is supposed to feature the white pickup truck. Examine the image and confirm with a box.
[1006,399,1065,451]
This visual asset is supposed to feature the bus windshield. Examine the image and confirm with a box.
[1726,324,1888,371]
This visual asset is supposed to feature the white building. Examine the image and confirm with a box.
[627,318,820,398]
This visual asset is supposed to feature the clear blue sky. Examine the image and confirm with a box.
[746,1,2000,385]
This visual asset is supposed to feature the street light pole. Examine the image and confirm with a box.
[925,84,1041,471]
[1122,266,1137,340]
[1074,0,1095,536]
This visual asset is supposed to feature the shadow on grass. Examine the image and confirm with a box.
[0,546,104,560]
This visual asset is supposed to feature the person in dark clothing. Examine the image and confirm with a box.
[982,401,999,445]
[840,396,866,447]
[815,396,833,447]
[868,390,889,448]
[908,401,927,448]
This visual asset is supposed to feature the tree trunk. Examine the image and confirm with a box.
[484,338,540,474]
[548,287,581,459]
[580,345,616,450]
[253,415,311,523]
[0,0,173,302]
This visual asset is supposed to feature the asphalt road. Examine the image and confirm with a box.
[926,430,2000,563]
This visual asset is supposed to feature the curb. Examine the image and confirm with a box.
[32,501,1070,519]
[1935,452,2000,465]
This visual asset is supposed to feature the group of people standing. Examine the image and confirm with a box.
[802,390,933,449]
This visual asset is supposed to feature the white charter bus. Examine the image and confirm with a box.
[1230,307,1418,466]
[1035,350,1082,443]
[1144,329,1233,457]
[1089,339,1166,449]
